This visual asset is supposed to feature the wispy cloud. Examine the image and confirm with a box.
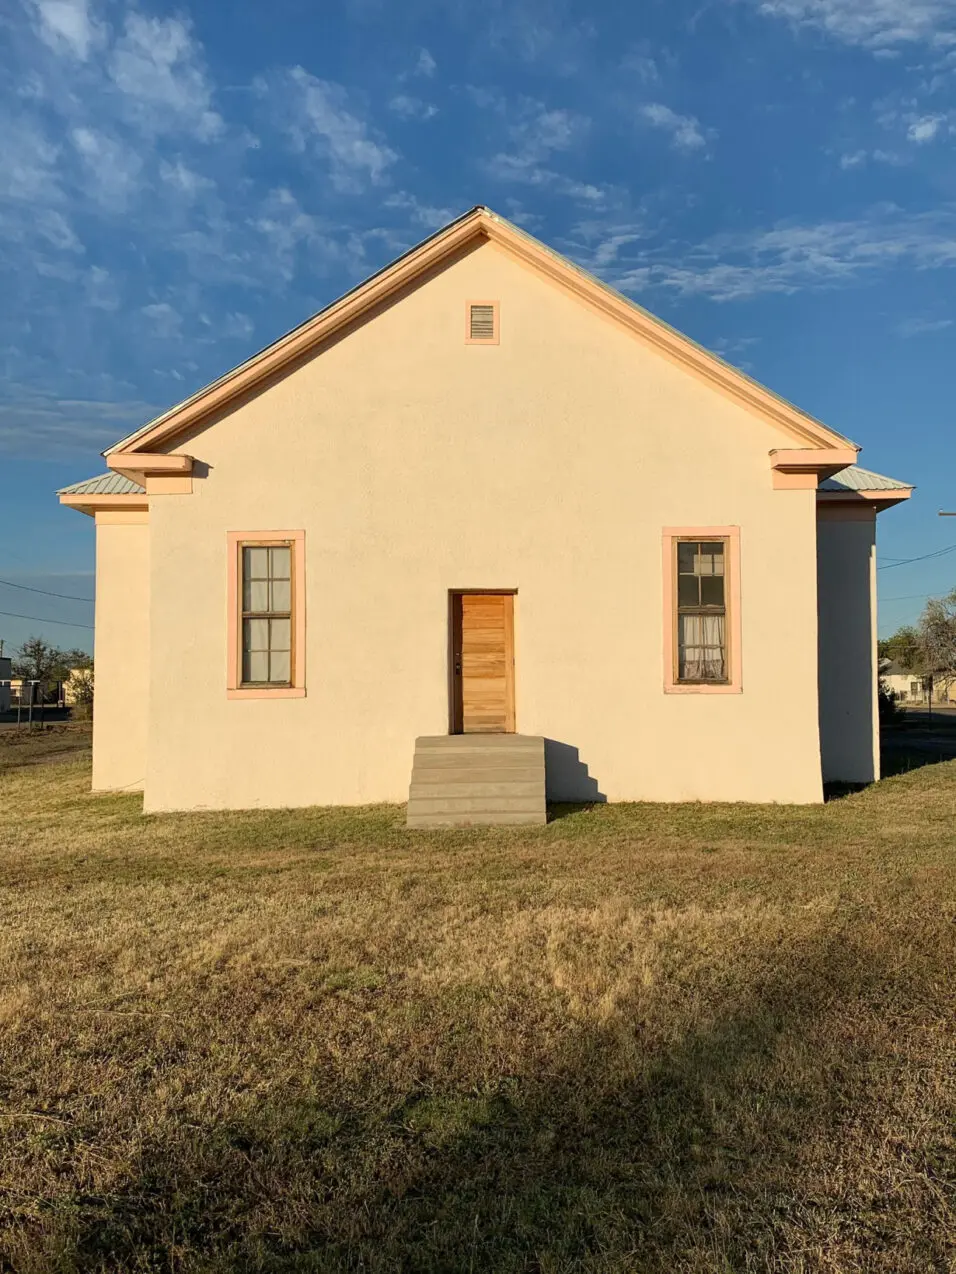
[140,301,182,340]
[481,96,609,204]
[907,113,947,142]
[752,0,956,50]
[108,13,224,140]
[28,0,103,60]
[897,315,954,336]
[414,47,436,77]
[640,103,708,151]
[0,384,158,457]
[71,126,143,210]
[389,94,438,121]
[587,207,956,301]
[260,67,397,192]
[383,191,457,229]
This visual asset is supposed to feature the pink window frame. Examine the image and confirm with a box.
[465,299,500,345]
[227,530,306,700]
[662,526,742,695]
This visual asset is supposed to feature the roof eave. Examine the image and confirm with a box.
[59,493,149,518]
[816,487,914,512]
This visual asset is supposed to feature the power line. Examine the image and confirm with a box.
[0,578,93,603]
[878,544,956,571]
[880,591,942,603]
[0,609,94,630]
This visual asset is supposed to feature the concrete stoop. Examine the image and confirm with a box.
[406,734,547,828]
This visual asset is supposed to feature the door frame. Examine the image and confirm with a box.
[448,589,517,735]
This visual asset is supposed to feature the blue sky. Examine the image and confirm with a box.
[2,0,956,655]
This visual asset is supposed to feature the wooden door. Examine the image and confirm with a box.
[452,593,515,734]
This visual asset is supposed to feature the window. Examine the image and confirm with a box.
[662,527,742,694]
[676,540,727,683]
[227,531,306,699]
[241,545,292,685]
[911,681,919,697]
[465,301,499,344]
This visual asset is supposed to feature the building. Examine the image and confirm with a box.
[59,206,912,814]
[881,661,925,704]
[0,657,10,713]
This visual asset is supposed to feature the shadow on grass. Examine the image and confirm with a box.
[881,709,956,781]
[824,713,956,800]
[25,925,952,1273]
[547,801,605,823]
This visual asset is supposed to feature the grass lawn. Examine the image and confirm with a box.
[1,731,955,1272]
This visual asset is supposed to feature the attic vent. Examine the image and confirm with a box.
[467,302,499,344]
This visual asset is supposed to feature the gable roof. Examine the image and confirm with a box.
[58,472,145,496]
[106,206,858,459]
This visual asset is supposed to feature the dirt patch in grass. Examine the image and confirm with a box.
[0,724,92,773]
[0,752,954,1271]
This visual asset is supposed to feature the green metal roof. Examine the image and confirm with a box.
[58,472,145,496]
[820,465,912,493]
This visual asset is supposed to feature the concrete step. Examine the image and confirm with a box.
[412,761,542,779]
[407,794,545,814]
[412,761,542,777]
[410,774,545,794]
[407,810,546,829]
[406,734,547,828]
[415,734,542,749]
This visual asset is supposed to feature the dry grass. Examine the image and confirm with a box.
[1,739,955,1272]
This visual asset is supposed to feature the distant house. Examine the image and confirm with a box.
[59,205,913,813]
[880,659,956,707]
[63,667,93,706]
[881,660,925,703]
[0,657,10,713]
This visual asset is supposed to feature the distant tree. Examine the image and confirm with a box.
[918,590,956,700]
[878,625,921,671]
[60,647,93,672]
[12,636,63,686]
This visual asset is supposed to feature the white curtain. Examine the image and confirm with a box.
[679,614,726,681]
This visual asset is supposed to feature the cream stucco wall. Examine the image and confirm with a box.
[142,239,827,811]
[816,506,879,784]
[93,515,150,791]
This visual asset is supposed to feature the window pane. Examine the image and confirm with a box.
[678,574,700,607]
[270,547,291,580]
[270,617,291,653]
[677,541,698,574]
[270,579,291,613]
[678,613,726,681]
[244,579,269,612]
[700,541,725,567]
[270,651,291,684]
[244,617,269,652]
[244,546,269,579]
[243,650,269,683]
[700,575,725,607]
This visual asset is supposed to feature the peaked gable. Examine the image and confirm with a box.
[106,206,857,460]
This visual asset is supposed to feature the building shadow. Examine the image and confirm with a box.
[543,738,606,819]
[825,711,956,800]
[880,708,956,779]
[49,923,954,1271]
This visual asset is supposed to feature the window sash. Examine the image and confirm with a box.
[239,541,294,687]
[674,537,730,684]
